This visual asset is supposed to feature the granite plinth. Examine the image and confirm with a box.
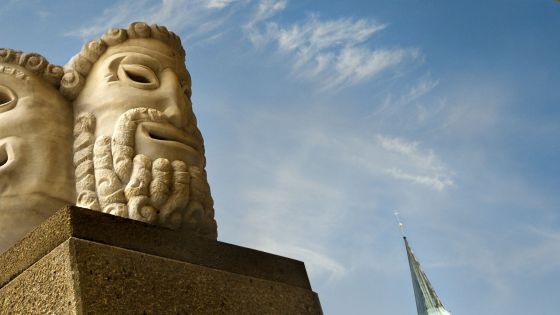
[0,206,322,314]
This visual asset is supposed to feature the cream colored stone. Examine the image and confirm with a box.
[66,22,217,239]
[0,49,75,252]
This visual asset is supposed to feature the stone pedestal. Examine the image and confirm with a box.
[0,206,322,314]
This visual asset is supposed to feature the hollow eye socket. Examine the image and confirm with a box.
[117,64,159,90]
[0,85,17,113]
[0,144,8,168]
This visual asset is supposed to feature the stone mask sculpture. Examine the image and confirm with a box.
[61,22,217,239]
[0,49,75,251]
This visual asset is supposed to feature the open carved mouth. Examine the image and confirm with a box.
[140,122,202,154]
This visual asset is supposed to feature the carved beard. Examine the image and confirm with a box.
[73,108,216,239]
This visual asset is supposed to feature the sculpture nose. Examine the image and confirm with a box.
[159,69,187,129]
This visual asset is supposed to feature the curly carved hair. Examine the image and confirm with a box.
[61,22,191,101]
[0,48,64,88]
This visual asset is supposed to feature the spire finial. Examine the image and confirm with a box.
[394,212,405,237]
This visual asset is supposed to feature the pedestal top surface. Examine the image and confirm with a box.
[0,206,311,290]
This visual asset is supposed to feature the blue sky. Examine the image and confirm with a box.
[2,0,559,313]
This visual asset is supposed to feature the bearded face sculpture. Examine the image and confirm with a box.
[62,22,217,239]
[0,49,75,252]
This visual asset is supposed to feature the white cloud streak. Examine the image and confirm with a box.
[368,75,441,127]
[67,0,417,91]
[509,227,560,274]
[245,2,418,90]
[338,134,454,191]
[66,0,241,42]
[206,0,237,9]
[377,135,453,191]
[221,109,455,283]
[249,0,287,25]
[384,168,452,191]
[258,238,347,282]
[238,164,348,281]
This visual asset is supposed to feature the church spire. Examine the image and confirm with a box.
[395,213,451,315]
[404,237,451,315]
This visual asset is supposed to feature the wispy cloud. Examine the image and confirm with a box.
[509,227,560,274]
[377,135,453,191]
[258,239,347,282]
[217,104,456,284]
[245,1,418,90]
[335,134,454,191]
[384,168,452,191]
[67,0,417,91]
[248,0,287,26]
[206,0,238,9]
[368,75,442,127]
[66,0,242,42]
[238,163,348,281]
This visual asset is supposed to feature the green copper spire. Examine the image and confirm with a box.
[404,236,451,315]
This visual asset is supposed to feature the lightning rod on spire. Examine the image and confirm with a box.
[394,212,405,237]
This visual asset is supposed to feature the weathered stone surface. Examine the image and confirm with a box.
[75,238,321,314]
[0,206,322,314]
[0,240,79,314]
[0,49,75,253]
[0,208,73,289]
[0,206,311,290]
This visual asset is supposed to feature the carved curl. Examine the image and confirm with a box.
[19,53,48,74]
[81,39,107,62]
[44,64,64,87]
[0,48,64,88]
[74,113,100,210]
[61,22,189,101]
[60,70,85,100]
[150,25,170,41]
[102,28,128,46]
[0,48,20,63]
[128,22,151,38]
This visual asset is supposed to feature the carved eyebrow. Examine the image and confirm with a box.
[119,54,162,74]
[105,56,126,82]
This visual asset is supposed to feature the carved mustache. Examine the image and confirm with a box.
[139,122,202,152]
[111,107,201,183]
